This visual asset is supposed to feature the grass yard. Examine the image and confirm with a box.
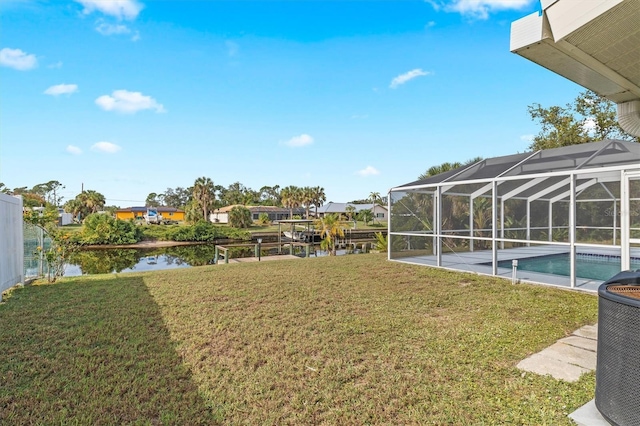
[0,254,597,425]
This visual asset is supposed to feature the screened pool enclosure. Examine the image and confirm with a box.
[388,139,640,291]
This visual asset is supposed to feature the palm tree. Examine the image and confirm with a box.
[192,176,215,221]
[358,209,373,226]
[369,192,381,223]
[281,185,303,218]
[292,187,304,217]
[228,205,253,228]
[302,186,314,218]
[280,186,294,217]
[315,213,347,256]
[64,198,84,221]
[81,190,106,214]
[345,205,356,221]
[63,190,105,221]
[311,186,326,218]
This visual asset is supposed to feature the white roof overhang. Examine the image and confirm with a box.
[510,0,640,135]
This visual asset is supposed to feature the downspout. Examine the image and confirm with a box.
[618,100,640,137]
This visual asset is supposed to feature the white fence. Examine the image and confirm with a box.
[0,193,24,301]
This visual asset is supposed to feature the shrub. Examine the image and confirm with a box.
[373,232,388,251]
[161,221,251,242]
[78,214,142,245]
[228,206,253,228]
[257,213,270,225]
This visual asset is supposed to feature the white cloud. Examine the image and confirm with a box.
[582,117,597,133]
[75,0,143,20]
[44,84,78,96]
[427,0,533,20]
[66,145,83,155]
[356,166,381,177]
[390,69,431,89]
[131,31,141,42]
[91,141,122,153]
[283,134,314,148]
[95,90,165,114]
[520,134,534,142]
[0,47,37,70]
[48,61,63,69]
[96,22,131,35]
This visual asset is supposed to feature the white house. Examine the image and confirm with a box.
[312,202,388,221]
[210,205,303,224]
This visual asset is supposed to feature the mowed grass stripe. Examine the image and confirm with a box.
[1,254,597,425]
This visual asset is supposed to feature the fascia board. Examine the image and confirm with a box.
[510,11,546,52]
[545,0,624,42]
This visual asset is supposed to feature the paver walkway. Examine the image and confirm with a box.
[517,324,597,382]
[517,324,608,426]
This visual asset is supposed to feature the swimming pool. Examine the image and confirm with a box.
[497,253,640,282]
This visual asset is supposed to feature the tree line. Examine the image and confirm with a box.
[151,179,329,222]
[1,178,334,224]
[417,90,638,180]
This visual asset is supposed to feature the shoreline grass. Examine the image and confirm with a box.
[1,254,597,424]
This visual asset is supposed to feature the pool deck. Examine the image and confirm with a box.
[392,245,640,293]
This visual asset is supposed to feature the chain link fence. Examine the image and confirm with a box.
[23,223,51,280]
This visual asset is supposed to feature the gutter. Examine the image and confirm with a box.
[617,100,640,137]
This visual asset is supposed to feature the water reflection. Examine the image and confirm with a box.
[65,245,218,276]
[63,243,371,276]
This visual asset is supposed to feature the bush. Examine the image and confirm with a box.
[153,221,251,242]
[373,232,388,251]
[78,214,142,245]
[228,206,253,228]
[257,213,270,225]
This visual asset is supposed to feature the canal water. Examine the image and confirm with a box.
[61,243,370,276]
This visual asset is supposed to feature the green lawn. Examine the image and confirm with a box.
[0,254,597,424]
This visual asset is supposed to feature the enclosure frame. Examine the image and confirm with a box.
[388,140,640,291]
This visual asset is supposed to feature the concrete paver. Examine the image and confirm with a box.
[518,324,609,426]
[558,335,598,352]
[568,400,609,426]
[517,324,597,382]
[516,324,608,425]
[516,352,591,382]
[541,342,597,370]
[573,324,598,340]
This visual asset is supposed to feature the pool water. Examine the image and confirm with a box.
[498,254,640,282]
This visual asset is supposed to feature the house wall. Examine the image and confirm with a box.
[210,212,229,223]
[373,205,388,220]
[162,210,185,221]
[59,213,74,226]
[116,210,185,221]
[115,211,137,220]
[0,193,24,301]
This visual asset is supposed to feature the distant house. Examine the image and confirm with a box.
[31,206,74,226]
[115,206,185,222]
[210,205,304,224]
[312,202,388,221]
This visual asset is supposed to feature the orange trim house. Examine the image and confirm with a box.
[115,207,186,222]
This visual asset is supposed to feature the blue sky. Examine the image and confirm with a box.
[0,0,585,206]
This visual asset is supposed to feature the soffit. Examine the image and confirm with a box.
[561,0,640,93]
[511,0,640,103]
